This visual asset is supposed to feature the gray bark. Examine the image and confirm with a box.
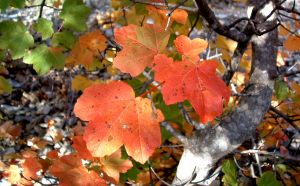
[172,0,279,185]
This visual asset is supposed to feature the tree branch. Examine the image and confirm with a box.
[194,0,249,42]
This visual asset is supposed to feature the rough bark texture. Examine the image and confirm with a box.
[172,0,279,185]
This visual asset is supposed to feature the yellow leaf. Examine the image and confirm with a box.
[72,75,102,91]
[215,35,237,62]
[100,149,133,182]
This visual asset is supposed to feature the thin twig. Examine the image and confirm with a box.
[240,149,300,161]
[131,0,197,12]
[270,106,300,131]
[38,0,46,18]
[178,103,205,130]
[278,21,300,38]
[188,12,200,36]
[252,138,263,176]
[161,121,188,144]
[149,166,172,186]
[278,5,300,16]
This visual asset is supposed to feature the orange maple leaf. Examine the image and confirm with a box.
[174,35,208,62]
[146,6,188,25]
[72,135,93,160]
[49,154,106,186]
[66,30,106,68]
[74,81,164,163]
[153,54,230,123]
[79,30,107,54]
[113,24,170,77]
[100,149,133,182]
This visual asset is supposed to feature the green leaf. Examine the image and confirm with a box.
[0,0,9,11]
[153,93,184,125]
[257,171,281,186]
[119,166,140,183]
[23,44,65,75]
[33,18,54,40]
[60,0,91,32]
[275,79,289,101]
[0,76,12,94]
[10,0,25,8]
[0,21,34,59]
[125,77,145,95]
[52,30,76,49]
[222,159,238,186]
[0,0,25,11]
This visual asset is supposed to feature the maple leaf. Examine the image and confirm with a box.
[174,35,208,62]
[0,21,34,59]
[23,44,65,75]
[100,149,133,182]
[79,30,107,54]
[49,154,106,186]
[66,30,106,69]
[72,135,93,160]
[113,24,170,77]
[60,0,91,32]
[74,81,164,163]
[146,6,188,25]
[33,18,54,40]
[153,54,230,123]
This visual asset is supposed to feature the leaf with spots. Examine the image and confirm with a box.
[113,24,170,77]
[153,54,230,124]
[49,154,106,186]
[74,81,164,163]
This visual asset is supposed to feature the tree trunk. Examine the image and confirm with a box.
[172,0,279,185]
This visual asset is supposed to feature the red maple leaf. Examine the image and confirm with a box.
[153,54,230,123]
[113,24,170,77]
[49,154,106,186]
[74,81,164,163]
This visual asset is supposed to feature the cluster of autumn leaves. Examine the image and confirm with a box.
[3,24,231,185]
[1,0,300,185]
